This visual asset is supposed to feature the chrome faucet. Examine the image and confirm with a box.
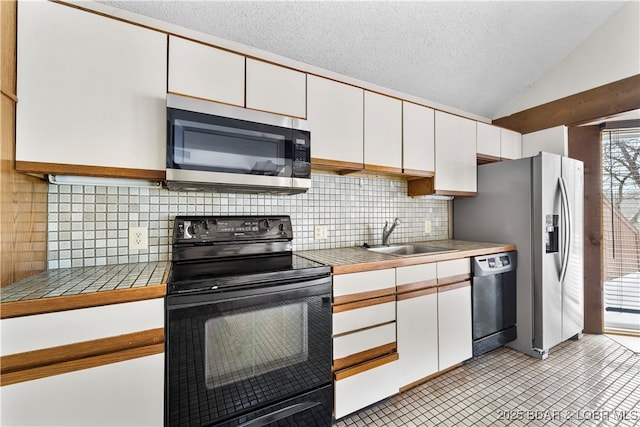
[382,218,400,246]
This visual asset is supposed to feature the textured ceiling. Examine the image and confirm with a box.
[98,1,628,119]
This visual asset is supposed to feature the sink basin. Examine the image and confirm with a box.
[365,244,457,257]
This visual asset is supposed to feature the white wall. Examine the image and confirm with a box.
[522,126,568,158]
[495,1,640,118]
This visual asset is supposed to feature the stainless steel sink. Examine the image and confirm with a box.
[364,244,457,257]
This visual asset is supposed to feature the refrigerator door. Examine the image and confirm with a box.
[561,157,584,340]
[532,153,563,352]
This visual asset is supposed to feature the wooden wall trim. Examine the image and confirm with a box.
[493,75,640,134]
[568,125,603,334]
[0,284,167,319]
[1,0,48,287]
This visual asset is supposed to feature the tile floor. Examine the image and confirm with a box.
[334,334,640,426]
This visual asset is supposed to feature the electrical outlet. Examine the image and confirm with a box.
[314,225,328,240]
[424,220,432,234]
[129,226,148,250]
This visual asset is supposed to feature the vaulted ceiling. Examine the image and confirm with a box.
[99,1,629,119]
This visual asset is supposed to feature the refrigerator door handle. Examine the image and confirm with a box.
[558,177,572,284]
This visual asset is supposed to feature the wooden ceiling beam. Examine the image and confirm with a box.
[492,74,640,134]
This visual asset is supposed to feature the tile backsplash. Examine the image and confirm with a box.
[47,173,449,269]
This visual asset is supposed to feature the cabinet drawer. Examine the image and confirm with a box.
[334,354,399,419]
[333,268,396,304]
[332,300,395,335]
[437,258,470,284]
[396,263,437,292]
[333,323,396,371]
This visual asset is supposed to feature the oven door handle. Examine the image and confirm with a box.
[167,275,331,309]
[238,401,322,427]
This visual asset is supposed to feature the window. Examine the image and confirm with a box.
[602,127,640,334]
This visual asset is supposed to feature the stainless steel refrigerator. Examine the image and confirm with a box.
[454,152,584,359]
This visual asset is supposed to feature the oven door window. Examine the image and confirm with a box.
[166,283,331,427]
[204,302,308,389]
[168,108,293,177]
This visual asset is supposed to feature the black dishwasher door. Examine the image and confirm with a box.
[472,251,517,356]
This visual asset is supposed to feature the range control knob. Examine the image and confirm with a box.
[278,223,285,233]
[188,223,199,236]
[263,219,271,231]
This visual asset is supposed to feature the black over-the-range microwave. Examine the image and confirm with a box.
[166,94,311,194]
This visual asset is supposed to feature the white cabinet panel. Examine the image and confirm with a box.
[334,357,398,419]
[16,1,166,172]
[402,101,435,173]
[396,263,437,285]
[476,122,501,158]
[438,283,473,370]
[434,111,477,194]
[307,75,364,165]
[501,128,522,159]
[246,59,306,118]
[0,299,164,356]
[333,323,396,360]
[364,91,402,170]
[332,301,396,335]
[0,354,164,426]
[437,258,470,280]
[168,35,245,107]
[333,268,396,298]
[397,290,438,387]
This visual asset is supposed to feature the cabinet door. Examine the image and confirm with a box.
[364,91,402,171]
[438,282,472,370]
[246,59,306,118]
[476,122,501,159]
[168,35,245,107]
[334,354,399,419]
[307,75,364,167]
[402,101,435,174]
[16,1,167,173]
[0,353,164,426]
[501,128,522,159]
[434,111,477,194]
[397,289,438,388]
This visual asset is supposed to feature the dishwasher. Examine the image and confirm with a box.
[472,251,517,356]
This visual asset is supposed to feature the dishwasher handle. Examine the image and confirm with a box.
[472,251,517,277]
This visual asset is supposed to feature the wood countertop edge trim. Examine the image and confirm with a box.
[330,244,516,274]
[1,328,164,375]
[0,284,167,319]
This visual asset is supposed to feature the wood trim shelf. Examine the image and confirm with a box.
[396,279,438,295]
[334,352,399,381]
[333,287,395,306]
[15,161,166,181]
[397,286,437,301]
[332,294,395,314]
[333,342,396,372]
[403,168,435,178]
[0,284,167,319]
[311,158,363,174]
[363,164,403,175]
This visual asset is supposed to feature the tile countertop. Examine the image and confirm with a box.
[297,240,516,274]
[0,262,168,319]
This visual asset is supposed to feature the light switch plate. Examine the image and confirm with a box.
[424,220,432,234]
[129,226,148,250]
[314,225,328,240]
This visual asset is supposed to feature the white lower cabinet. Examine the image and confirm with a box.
[397,288,439,388]
[437,282,473,370]
[334,354,399,419]
[0,353,164,426]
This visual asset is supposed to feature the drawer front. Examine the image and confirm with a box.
[333,323,396,370]
[333,268,396,301]
[0,299,164,356]
[437,258,470,282]
[334,354,399,419]
[332,301,395,335]
[396,263,437,285]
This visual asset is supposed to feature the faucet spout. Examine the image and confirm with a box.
[382,217,400,246]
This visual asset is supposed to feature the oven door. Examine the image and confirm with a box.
[166,276,332,427]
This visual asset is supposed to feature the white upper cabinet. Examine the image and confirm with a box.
[16,1,167,174]
[402,102,435,174]
[500,128,523,159]
[246,59,306,118]
[476,122,501,159]
[307,75,364,167]
[364,91,402,171]
[168,35,245,107]
[434,111,477,194]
